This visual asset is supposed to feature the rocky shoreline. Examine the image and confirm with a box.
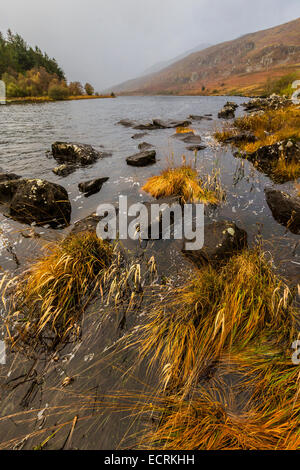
[0,94,299,450]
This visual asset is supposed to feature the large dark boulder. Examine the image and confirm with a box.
[183,221,247,267]
[0,178,71,227]
[187,145,206,152]
[78,177,109,197]
[126,150,156,167]
[265,188,300,234]
[52,142,102,165]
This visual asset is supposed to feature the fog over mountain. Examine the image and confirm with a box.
[0,0,300,90]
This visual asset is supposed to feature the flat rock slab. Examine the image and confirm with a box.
[126,150,156,167]
[187,145,206,152]
[265,188,300,234]
[189,115,213,121]
[0,178,71,227]
[183,221,247,267]
[172,131,195,140]
[181,134,202,144]
[52,142,103,165]
[133,119,192,131]
[78,177,109,197]
[132,133,148,140]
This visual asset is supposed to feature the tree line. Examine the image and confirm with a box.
[0,30,96,99]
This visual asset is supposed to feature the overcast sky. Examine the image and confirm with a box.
[0,0,300,90]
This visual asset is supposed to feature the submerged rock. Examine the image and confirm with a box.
[183,221,247,267]
[189,115,213,121]
[52,142,103,166]
[0,178,71,227]
[52,164,76,177]
[132,133,148,140]
[71,213,101,234]
[133,119,192,131]
[117,119,136,127]
[265,188,300,234]
[181,134,202,144]
[0,172,21,183]
[172,131,195,140]
[138,142,154,151]
[126,150,156,167]
[186,144,206,152]
[78,177,109,197]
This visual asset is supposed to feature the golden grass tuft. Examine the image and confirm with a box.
[135,249,300,450]
[176,127,194,134]
[142,163,222,204]
[138,249,297,393]
[4,231,113,346]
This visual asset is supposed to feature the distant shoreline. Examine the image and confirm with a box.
[5,94,116,105]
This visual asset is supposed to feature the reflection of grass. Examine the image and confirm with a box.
[142,163,222,204]
[139,249,296,393]
[5,232,113,346]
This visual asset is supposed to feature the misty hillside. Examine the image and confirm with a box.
[112,17,300,96]
[141,42,211,76]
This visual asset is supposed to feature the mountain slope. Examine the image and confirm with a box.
[141,43,211,76]
[112,17,300,96]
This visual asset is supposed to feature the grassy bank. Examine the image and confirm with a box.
[6,94,116,104]
[215,106,300,181]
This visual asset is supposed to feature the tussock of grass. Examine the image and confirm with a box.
[4,232,113,347]
[136,250,300,449]
[142,163,222,204]
[139,249,296,393]
[141,391,290,450]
